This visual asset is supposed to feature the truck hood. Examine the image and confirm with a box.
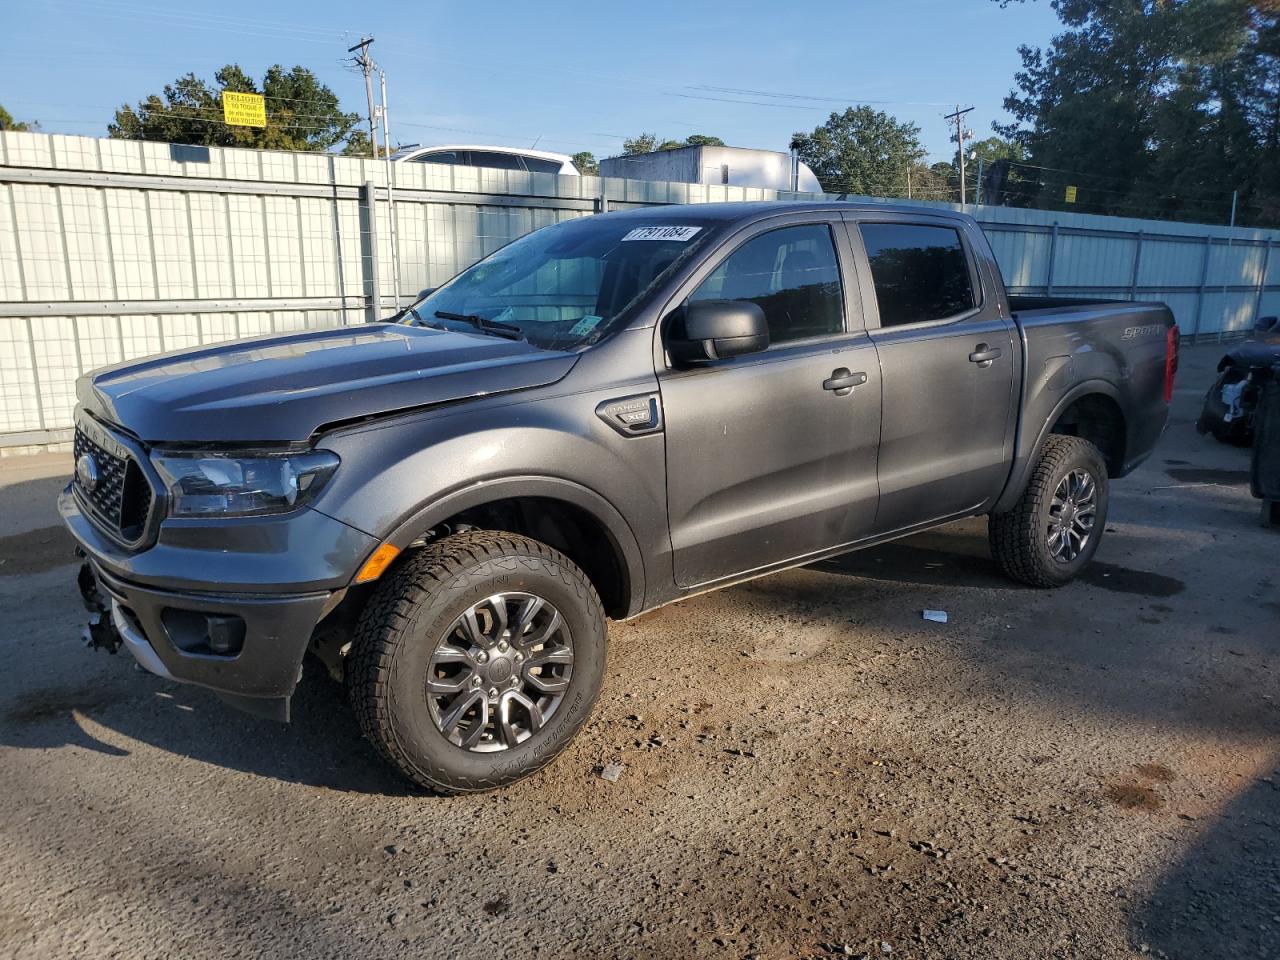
[77,323,579,444]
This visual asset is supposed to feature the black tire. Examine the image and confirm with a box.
[988,435,1110,588]
[347,530,607,794]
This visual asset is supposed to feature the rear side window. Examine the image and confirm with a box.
[522,156,563,174]
[468,151,523,170]
[859,223,976,327]
[413,150,462,165]
[690,224,844,344]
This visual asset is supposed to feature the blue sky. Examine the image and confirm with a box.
[2,0,1061,163]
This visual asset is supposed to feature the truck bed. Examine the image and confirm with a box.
[1009,295,1129,315]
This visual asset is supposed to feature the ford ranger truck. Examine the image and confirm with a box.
[61,202,1179,793]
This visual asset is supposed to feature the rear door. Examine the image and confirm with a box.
[658,214,882,588]
[844,215,1016,533]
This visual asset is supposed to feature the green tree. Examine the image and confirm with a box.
[935,135,1029,205]
[994,0,1271,221]
[109,64,362,153]
[622,133,659,155]
[571,151,599,175]
[901,163,951,201]
[792,106,927,196]
[341,129,375,158]
[964,135,1025,167]
[0,103,36,131]
[622,132,725,155]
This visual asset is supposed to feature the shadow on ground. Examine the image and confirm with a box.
[815,526,1186,597]
[1137,773,1280,959]
[0,664,412,796]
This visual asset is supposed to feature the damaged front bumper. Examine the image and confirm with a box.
[61,484,369,721]
[76,557,337,721]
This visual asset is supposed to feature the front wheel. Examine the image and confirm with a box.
[988,435,1110,588]
[347,531,606,793]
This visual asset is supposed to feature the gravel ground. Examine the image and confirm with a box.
[1,342,1277,960]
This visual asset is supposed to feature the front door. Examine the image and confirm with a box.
[848,217,1017,533]
[659,219,882,588]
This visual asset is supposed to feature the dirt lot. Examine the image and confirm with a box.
[1,343,1277,960]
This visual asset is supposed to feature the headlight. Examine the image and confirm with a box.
[150,449,340,518]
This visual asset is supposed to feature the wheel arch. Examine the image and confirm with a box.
[377,476,646,620]
[1045,390,1127,476]
[994,380,1126,514]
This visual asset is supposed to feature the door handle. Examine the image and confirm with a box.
[823,368,868,396]
[969,344,1002,367]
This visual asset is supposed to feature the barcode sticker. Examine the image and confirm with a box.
[620,225,702,242]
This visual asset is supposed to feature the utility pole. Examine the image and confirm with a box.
[380,69,402,310]
[1230,189,1238,227]
[348,36,380,159]
[944,105,974,207]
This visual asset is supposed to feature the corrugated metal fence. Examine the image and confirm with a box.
[2,130,1277,451]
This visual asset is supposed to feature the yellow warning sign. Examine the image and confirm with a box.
[221,91,266,128]
[1064,185,1078,204]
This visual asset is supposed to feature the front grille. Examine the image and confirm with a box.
[73,421,154,544]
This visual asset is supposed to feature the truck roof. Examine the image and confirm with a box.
[597,200,972,226]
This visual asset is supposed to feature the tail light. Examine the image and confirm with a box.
[1164,325,1180,404]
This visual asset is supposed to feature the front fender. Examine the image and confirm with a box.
[308,377,669,616]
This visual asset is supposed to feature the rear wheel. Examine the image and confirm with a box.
[347,531,606,793]
[988,435,1109,587]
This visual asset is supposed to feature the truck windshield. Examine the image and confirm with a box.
[401,217,717,349]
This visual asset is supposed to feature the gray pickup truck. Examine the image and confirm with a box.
[61,201,1178,792]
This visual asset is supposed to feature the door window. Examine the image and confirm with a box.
[859,223,976,327]
[689,224,844,344]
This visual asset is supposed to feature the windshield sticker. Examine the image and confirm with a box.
[620,225,702,242]
[569,315,603,336]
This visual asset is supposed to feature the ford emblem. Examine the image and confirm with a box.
[76,453,100,493]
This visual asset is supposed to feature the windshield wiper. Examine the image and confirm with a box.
[433,310,525,341]
[402,305,445,329]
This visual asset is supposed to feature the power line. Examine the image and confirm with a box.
[688,84,952,108]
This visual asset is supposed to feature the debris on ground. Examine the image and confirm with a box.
[598,762,624,783]
[922,609,948,623]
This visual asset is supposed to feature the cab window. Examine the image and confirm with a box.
[859,222,977,327]
[689,224,844,344]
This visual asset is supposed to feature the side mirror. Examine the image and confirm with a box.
[668,300,769,364]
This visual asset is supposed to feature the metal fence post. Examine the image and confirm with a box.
[1218,231,1236,344]
[1046,222,1059,295]
[1253,238,1273,328]
[359,180,382,323]
[329,155,349,323]
[1128,230,1144,301]
[1190,235,1212,342]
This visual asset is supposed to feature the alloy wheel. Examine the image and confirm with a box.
[1046,468,1097,563]
[425,592,574,752]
